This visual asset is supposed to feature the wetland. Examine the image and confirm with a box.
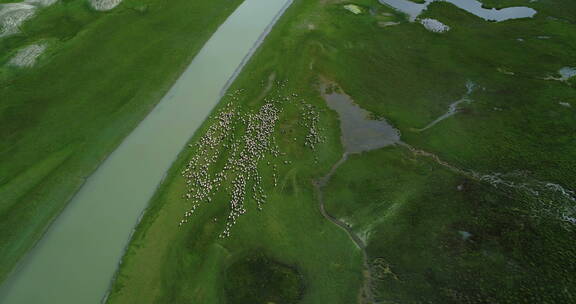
[108,0,576,302]
[1,0,575,303]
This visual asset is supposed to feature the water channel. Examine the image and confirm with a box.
[0,0,291,303]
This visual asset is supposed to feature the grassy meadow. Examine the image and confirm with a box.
[0,0,244,282]
[87,0,576,302]
[325,146,576,303]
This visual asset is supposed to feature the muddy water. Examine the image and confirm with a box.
[0,0,292,303]
[559,67,576,81]
[321,85,400,154]
[316,82,401,303]
[378,0,536,21]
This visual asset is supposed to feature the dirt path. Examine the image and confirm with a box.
[313,152,375,304]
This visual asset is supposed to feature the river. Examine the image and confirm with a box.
[0,0,291,303]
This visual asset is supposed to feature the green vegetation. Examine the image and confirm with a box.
[0,0,243,282]
[109,0,575,302]
[225,254,304,304]
[106,76,363,304]
[325,147,576,303]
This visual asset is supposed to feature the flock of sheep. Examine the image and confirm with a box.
[179,84,323,238]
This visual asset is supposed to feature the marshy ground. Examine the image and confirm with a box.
[108,0,576,303]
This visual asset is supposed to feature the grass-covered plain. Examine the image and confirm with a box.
[325,146,576,303]
[106,67,364,304]
[225,254,305,304]
[0,0,243,282]
[110,0,575,302]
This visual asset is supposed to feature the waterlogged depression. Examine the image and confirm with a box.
[558,67,576,81]
[316,81,402,303]
[544,66,576,82]
[321,82,400,154]
[0,0,292,303]
[378,0,536,22]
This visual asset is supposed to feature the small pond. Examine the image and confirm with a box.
[378,0,536,21]
[321,84,400,154]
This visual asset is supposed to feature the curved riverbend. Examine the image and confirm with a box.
[0,0,291,303]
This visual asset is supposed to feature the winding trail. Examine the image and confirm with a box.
[315,69,574,303]
[316,140,576,304]
[415,81,475,132]
[315,80,402,303]
[0,1,292,303]
[313,152,376,304]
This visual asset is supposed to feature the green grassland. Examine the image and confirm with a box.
[109,0,575,303]
[0,0,243,282]
[324,146,575,303]
[105,51,364,304]
[225,254,304,304]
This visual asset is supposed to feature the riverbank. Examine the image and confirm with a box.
[108,0,576,302]
[1,1,305,303]
[106,1,366,302]
[0,0,243,285]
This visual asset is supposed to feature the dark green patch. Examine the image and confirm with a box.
[325,147,576,303]
[225,254,305,304]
